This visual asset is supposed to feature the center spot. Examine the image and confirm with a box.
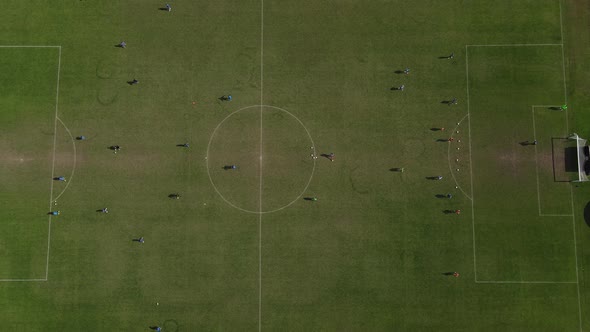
[207,105,315,214]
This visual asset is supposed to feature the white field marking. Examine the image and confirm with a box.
[206,105,316,214]
[466,43,573,284]
[557,6,582,327]
[0,45,60,48]
[531,107,543,216]
[52,117,77,202]
[45,46,62,281]
[260,0,264,107]
[559,0,565,45]
[259,1,264,330]
[476,280,576,284]
[559,0,569,131]
[465,46,478,282]
[0,278,47,282]
[0,46,61,283]
[447,113,472,201]
[570,186,583,331]
[560,47,569,131]
[258,211,262,332]
[466,43,562,47]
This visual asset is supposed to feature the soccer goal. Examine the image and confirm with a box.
[569,133,589,182]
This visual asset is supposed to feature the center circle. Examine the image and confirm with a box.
[206,105,316,214]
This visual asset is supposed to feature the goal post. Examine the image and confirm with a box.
[568,133,589,182]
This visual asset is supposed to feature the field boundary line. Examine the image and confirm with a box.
[466,43,562,47]
[0,45,60,48]
[476,280,577,284]
[259,0,264,330]
[559,2,582,328]
[0,278,47,282]
[560,0,582,328]
[465,45,478,282]
[558,0,569,134]
[570,186,583,331]
[52,116,77,202]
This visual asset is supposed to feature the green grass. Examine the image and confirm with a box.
[0,47,59,279]
[0,0,589,331]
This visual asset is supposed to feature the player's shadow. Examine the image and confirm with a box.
[127,80,137,85]
[443,209,455,214]
[426,176,442,180]
[303,197,316,201]
[218,96,229,101]
[176,144,189,147]
[435,194,449,198]
[441,272,455,276]
[584,202,590,228]
[158,7,170,11]
[95,209,105,213]
[390,86,402,91]
[389,168,403,172]
[114,44,124,48]
[394,70,405,74]
[564,146,579,172]
[441,100,453,104]
[548,106,562,111]
[430,128,444,131]
[223,165,237,170]
[436,138,449,142]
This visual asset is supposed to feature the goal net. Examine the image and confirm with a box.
[569,133,589,182]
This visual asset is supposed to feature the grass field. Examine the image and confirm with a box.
[2,0,590,331]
